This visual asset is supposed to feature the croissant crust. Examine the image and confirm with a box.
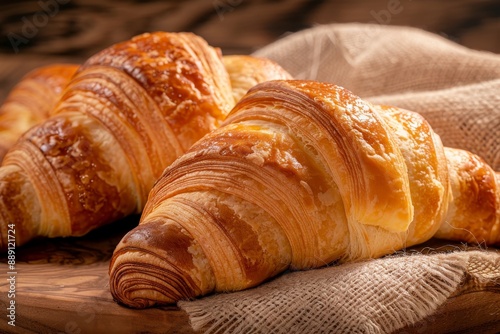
[109,80,499,308]
[0,32,291,250]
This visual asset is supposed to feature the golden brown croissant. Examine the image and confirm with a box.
[0,32,291,250]
[223,55,292,101]
[109,80,499,308]
[0,64,79,160]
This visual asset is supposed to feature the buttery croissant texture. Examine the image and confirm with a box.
[109,80,500,308]
[0,64,79,160]
[0,32,291,250]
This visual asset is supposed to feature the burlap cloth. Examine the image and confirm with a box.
[178,24,500,333]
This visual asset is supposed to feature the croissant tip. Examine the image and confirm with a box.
[109,267,163,309]
[111,294,157,309]
[109,247,199,308]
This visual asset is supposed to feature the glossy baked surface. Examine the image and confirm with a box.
[110,80,499,308]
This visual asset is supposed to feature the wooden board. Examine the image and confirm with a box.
[1,216,499,334]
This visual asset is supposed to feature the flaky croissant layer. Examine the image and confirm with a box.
[109,80,499,308]
[0,32,291,250]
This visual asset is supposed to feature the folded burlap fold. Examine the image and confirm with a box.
[180,250,499,333]
[179,24,500,333]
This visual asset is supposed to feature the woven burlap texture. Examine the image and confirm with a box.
[179,24,500,333]
[179,251,499,333]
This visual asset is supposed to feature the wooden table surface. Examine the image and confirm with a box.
[1,1,499,333]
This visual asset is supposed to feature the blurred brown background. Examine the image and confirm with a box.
[1,0,499,102]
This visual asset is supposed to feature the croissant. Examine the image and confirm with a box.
[109,80,500,308]
[0,32,291,250]
[0,64,79,160]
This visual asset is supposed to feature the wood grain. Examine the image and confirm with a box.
[0,217,499,333]
[396,291,500,334]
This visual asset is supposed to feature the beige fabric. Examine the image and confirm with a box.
[253,23,500,170]
[179,251,499,333]
[179,24,500,333]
